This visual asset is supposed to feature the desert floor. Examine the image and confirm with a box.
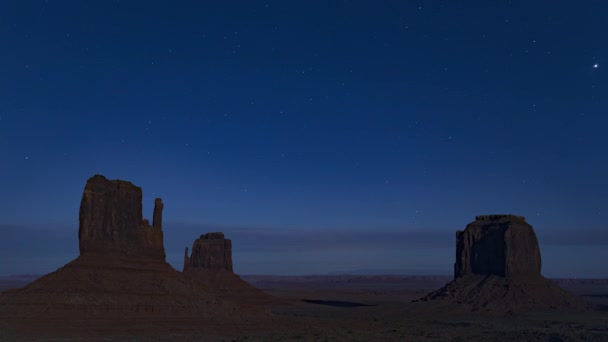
[1,275,607,341]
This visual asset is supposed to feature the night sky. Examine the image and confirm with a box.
[1,1,607,277]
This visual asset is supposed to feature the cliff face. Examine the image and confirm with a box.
[183,232,233,272]
[78,174,165,260]
[182,232,280,307]
[0,175,273,333]
[417,214,589,312]
[454,215,541,279]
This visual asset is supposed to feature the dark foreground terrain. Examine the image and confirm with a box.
[1,275,607,341]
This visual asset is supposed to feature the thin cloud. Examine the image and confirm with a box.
[1,222,607,277]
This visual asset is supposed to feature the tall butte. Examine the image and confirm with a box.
[0,175,271,337]
[417,215,591,312]
[183,232,280,307]
[78,175,165,260]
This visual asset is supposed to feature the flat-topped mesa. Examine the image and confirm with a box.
[454,214,541,279]
[200,232,225,240]
[474,214,526,221]
[183,232,233,272]
[78,174,165,260]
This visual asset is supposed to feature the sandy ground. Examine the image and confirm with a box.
[1,275,607,341]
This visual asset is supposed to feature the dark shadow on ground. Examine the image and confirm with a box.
[301,299,375,307]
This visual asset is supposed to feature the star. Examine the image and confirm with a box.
[593,63,599,68]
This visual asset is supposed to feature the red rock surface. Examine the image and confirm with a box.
[454,215,541,279]
[0,175,274,338]
[418,215,591,312]
[78,174,165,260]
[183,232,281,307]
[418,274,590,312]
[184,232,233,272]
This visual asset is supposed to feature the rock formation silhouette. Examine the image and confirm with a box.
[78,175,165,259]
[184,232,233,272]
[0,175,270,337]
[417,215,590,312]
[183,232,280,307]
[454,215,541,279]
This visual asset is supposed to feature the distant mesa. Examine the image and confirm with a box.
[0,174,270,335]
[417,214,591,312]
[183,232,280,307]
[454,214,540,279]
[184,232,233,272]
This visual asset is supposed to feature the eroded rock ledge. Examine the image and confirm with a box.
[183,232,233,272]
[78,174,165,260]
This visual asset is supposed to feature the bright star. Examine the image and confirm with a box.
[593,63,599,68]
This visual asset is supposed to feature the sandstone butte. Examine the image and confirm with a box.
[0,175,276,337]
[416,214,592,312]
[183,232,281,307]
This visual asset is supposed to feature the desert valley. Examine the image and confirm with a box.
[0,175,606,341]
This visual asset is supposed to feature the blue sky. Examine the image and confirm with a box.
[1,1,607,277]
[2,219,608,277]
